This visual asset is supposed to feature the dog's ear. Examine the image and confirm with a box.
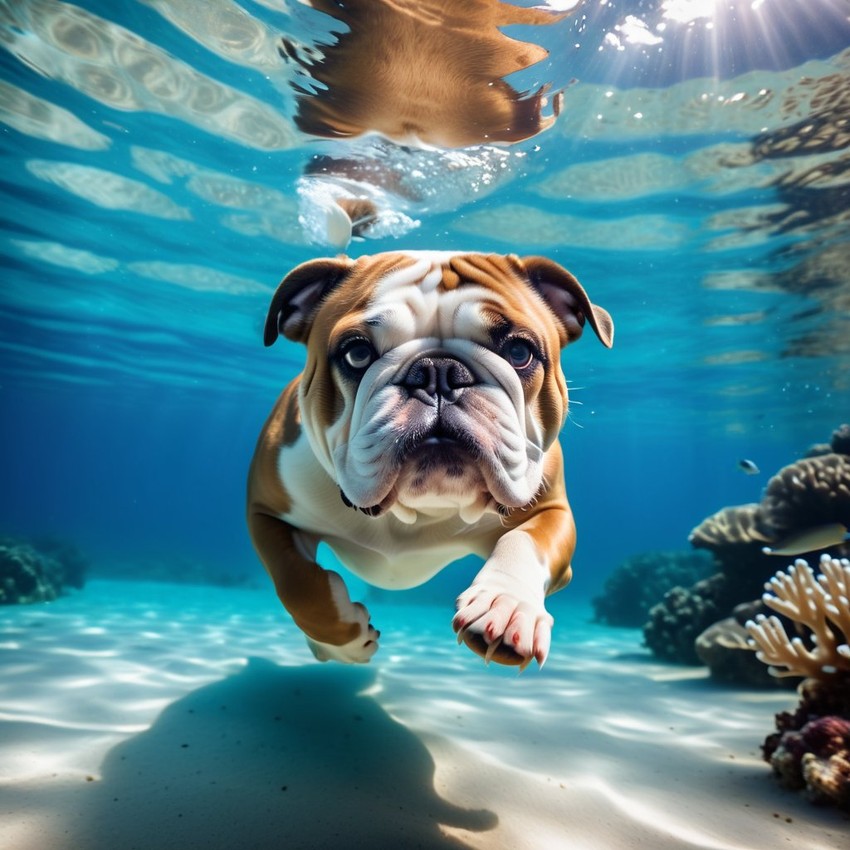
[517,255,614,349]
[264,257,354,346]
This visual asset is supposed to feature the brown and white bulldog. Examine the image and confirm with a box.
[247,251,613,669]
[283,0,568,149]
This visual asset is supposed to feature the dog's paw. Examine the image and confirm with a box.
[452,583,553,670]
[305,601,380,664]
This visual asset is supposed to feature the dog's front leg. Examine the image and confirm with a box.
[452,504,575,670]
[248,512,379,663]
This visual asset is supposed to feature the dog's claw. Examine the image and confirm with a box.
[454,582,553,670]
[484,635,502,665]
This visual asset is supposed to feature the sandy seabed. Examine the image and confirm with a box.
[0,579,847,850]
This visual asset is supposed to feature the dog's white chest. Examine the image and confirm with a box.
[278,436,496,589]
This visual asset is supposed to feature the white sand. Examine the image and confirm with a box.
[0,580,847,849]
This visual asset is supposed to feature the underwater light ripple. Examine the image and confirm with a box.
[0,711,148,734]
[572,775,750,850]
[587,715,725,750]
[48,647,119,659]
[668,704,765,731]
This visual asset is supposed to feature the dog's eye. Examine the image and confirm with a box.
[503,339,535,370]
[341,339,376,371]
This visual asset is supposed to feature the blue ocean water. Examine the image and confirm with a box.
[3,3,850,848]
[0,1,849,603]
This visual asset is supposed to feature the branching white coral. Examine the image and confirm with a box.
[745,554,850,678]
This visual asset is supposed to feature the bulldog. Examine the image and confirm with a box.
[247,251,613,669]
[282,0,568,149]
[280,0,572,248]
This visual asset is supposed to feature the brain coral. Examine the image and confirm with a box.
[688,503,769,549]
[759,454,850,540]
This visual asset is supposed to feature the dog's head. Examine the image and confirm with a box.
[264,252,613,524]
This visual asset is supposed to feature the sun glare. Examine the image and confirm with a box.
[661,0,719,26]
[586,0,850,87]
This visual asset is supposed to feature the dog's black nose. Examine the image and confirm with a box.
[401,356,475,404]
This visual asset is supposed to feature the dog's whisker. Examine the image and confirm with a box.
[565,411,586,429]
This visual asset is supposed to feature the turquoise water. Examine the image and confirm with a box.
[6,578,836,849]
[2,3,850,848]
[1,1,849,594]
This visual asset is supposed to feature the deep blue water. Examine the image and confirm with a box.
[1,0,849,603]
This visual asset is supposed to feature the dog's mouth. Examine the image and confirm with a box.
[407,418,479,455]
[396,417,486,473]
[339,418,484,517]
[339,487,385,517]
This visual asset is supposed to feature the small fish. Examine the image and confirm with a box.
[762,523,850,556]
[738,458,760,475]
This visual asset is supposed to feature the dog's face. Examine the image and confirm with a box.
[264,252,612,524]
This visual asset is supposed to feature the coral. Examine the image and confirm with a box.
[801,719,850,809]
[687,505,785,608]
[591,549,715,628]
[760,678,850,812]
[806,424,850,458]
[759,454,850,540]
[643,574,727,664]
[694,600,798,687]
[688,433,850,560]
[688,504,768,549]
[0,542,63,604]
[831,424,850,456]
[804,754,850,808]
[642,424,850,672]
[644,537,770,666]
[768,717,850,803]
[694,616,763,685]
[0,538,87,604]
[747,556,850,811]
[746,555,850,679]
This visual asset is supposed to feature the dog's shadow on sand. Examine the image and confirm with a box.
[75,658,495,849]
